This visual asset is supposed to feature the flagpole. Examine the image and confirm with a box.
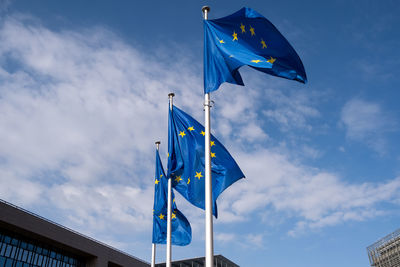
[166,93,175,267]
[152,141,161,267]
[202,6,214,267]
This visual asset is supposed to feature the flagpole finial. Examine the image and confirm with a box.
[155,141,160,150]
[202,6,210,13]
[202,6,210,20]
[168,93,175,98]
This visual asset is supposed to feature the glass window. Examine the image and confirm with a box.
[3,236,11,244]
[11,238,19,246]
[9,246,17,258]
[0,242,6,256]
[22,250,28,262]
[5,258,13,267]
[0,229,85,267]
[26,251,32,262]
[20,241,27,250]
[5,245,12,257]
[0,256,6,265]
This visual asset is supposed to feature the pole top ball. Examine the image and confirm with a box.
[202,6,210,13]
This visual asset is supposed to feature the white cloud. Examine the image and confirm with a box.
[0,14,400,254]
[261,88,320,131]
[217,148,400,235]
[340,98,392,154]
[0,15,203,235]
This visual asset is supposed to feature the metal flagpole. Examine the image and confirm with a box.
[166,93,175,267]
[202,6,214,267]
[152,141,161,267]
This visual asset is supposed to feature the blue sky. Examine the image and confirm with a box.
[0,0,399,266]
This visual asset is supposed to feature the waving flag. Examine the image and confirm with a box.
[167,105,245,218]
[204,7,307,93]
[152,148,191,246]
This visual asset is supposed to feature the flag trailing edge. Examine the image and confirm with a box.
[152,148,192,246]
[167,104,245,218]
[204,7,307,93]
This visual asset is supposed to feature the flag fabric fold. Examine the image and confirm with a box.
[167,105,245,218]
[204,7,307,93]
[152,149,192,246]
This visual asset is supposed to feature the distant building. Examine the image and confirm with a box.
[367,228,400,267]
[0,198,149,267]
[155,255,239,267]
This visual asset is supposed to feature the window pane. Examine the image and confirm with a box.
[5,258,14,267]
[5,245,12,257]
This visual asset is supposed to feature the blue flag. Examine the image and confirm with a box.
[167,105,245,218]
[204,7,307,93]
[152,148,191,246]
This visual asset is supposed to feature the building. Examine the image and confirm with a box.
[155,255,239,267]
[0,198,150,267]
[1,198,239,267]
[367,228,400,267]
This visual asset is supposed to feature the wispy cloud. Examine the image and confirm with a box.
[217,148,400,236]
[0,14,400,255]
[340,98,393,154]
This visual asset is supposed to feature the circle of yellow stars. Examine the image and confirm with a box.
[171,125,220,185]
[215,22,277,66]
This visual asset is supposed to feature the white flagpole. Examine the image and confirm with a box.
[166,93,175,267]
[152,141,161,267]
[151,241,156,267]
[202,6,214,267]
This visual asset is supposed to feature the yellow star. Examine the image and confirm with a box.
[211,152,216,158]
[200,131,205,136]
[210,141,215,146]
[179,131,186,138]
[173,198,175,203]
[232,31,238,41]
[250,26,255,36]
[261,39,267,49]
[160,174,163,178]
[155,179,159,185]
[188,126,195,131]
[267,57,276,64]
[195,172,203,179]
[187,178,190,184]
[172,213,176,219]
[167,152,169,158]
[219,39,225,44]
[240,23,246,33]
[159,213,165,220]
[175,176,182,183]
[251,59,262,63]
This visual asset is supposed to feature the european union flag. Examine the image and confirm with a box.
[167,105,245,218]
[204,7,307,93]
[152,148,191,246]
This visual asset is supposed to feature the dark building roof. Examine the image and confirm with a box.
[0,199,150,267]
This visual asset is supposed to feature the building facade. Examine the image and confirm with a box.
[155,255,239,267]
[0,199,149,267]
[367,228,400,267]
